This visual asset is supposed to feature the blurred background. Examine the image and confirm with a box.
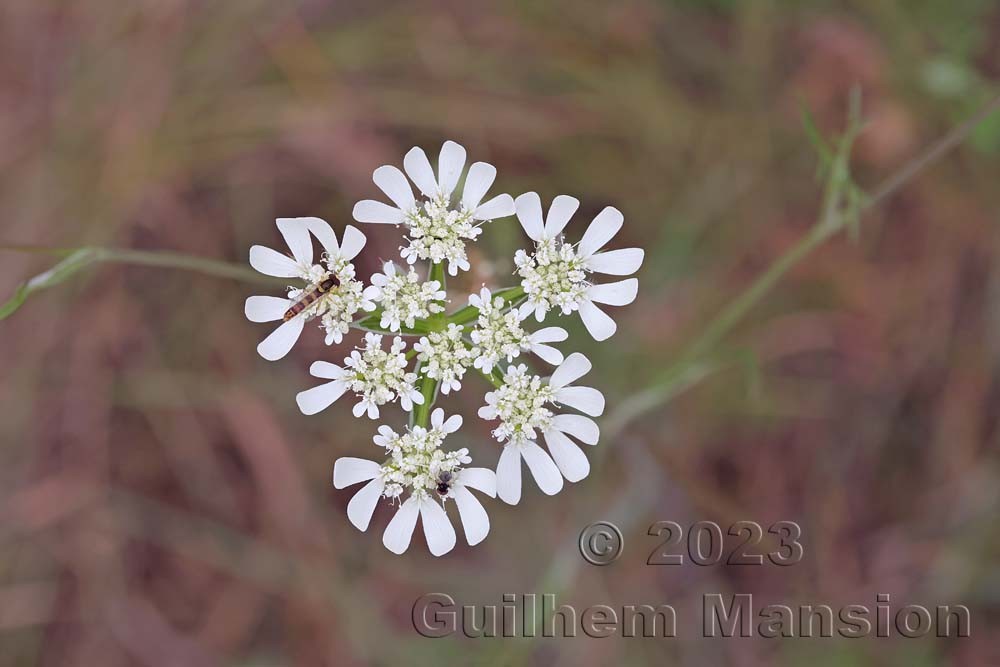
[2,1,1000,665]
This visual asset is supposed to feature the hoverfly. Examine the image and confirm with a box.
[435,471,455,497]
[283,276,339,322]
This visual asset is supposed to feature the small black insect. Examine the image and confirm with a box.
[435,471,454,496]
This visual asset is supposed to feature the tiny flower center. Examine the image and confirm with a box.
[377,425,469,502]
[403,193,480,269]
[489,366,555,444]
[515,239,589,314]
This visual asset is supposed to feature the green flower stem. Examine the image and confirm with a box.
[429,261,445,292]
[477,368,503,389]
[0,246,280,320]
[411,373,439,429]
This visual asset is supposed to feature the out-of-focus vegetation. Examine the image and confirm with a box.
[2,1,1000,665]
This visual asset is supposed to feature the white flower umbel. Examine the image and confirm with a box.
[245,218,375,360]
[296,333,423,419]
[413,324,473,394]
[369,262,446,332]
[253,140,645,554]
[332,409,497,556]
[352,140,516,276]
[513,193,644,341]
[480,353,605,504]
[468,287,568,373]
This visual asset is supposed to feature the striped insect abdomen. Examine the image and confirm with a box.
[283,276,338,321]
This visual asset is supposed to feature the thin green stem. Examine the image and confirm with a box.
[429,261,445,291]
[477,368,503,389]
[411,374,439,428]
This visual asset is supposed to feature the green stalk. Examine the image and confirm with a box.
[0,246,278,320]
[410,373,439,429]
[428,261,445,291]
[477,368,503,389]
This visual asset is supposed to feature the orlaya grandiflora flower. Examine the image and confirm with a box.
[332,409,497,556]
[368,261,446,332]
[245,217,376,360]
[468,286,567,373]
[479,353,604,504]
[513,193,644,341]
[352,140,515,276]
[413,324,473,395]
[296,332,423,419]
[250,140,644,555]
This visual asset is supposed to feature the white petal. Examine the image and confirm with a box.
[530,326,568,344]
[338,225,367,261]
[245,295,290,323]
[496,445,523,505]
[578,300,617,341]
[544,195,579,238]
[249,245,299,278]
[458,467,496,497]
[544,429,590,483]
[403,147,438,198]
[309,361,345,379]
[531,343,563,366]
[257,318,305,361]
[586,248,644,276]
[549,352,592,389]
[442,414,463,433]
[587,278,638,307]
[276,218,315,266]
[347,478,384,531]
[461,162,496,210]
[521,442,564,496]
[296,380,348,415]
[301,217,339,257]
[419,498,457,557]
[578,206,624,258]
[554,386,605,417]
[430,408,444,429]
[333,457,380,488]
[551,414,600,445]
[383,497,420,554]
[517,301,535,320]
[437,140,467,199]
[373,165,415,211]
[473,193,515,221]
[514,192,544,241]
[352,200,406,225]
[453,486,490,546]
